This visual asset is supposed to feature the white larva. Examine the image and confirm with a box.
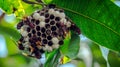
[39,16,45,21]
[52,44,59,49]
[23,42,29,48]
[59,13,65,18]
[66,21,71,27]
[47,47,53,52]
[39,21,45,27]
[52,37,59,44]
[60,18,67,24]
[21,31,28,37]
[33,12,41,20]
[20,25,28,31]
[24,37,29,41]
[54,11,60,17]
[44,45,53,52]
[48,9,55,14]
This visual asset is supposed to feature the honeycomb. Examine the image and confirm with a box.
[17,4,80,59]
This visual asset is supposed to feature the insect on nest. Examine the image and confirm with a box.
[17,4,80,59]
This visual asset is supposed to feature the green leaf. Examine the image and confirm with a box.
[0,22,20,41]
[44,49,60,67]
[108,51,120,67]
[0,0,13,14]
[0,0,23,14]
[51,0,120,52]
[4,35,19,55]
[20,1,42,16]
[43,0,53,4]
[60,32,80,59]
[0,0,42,18]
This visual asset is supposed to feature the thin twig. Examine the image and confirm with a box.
[22,0,47,7]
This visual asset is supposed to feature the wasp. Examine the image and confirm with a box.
[70,23,81,34]
[23,16,35,28]
[58,22,68,38]
[11,36,42,59]
[17,16,35,29]
[66,17,81,34]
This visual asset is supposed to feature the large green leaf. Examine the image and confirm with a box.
[0,22,20,40]
[60,32,80,59]
[51,0,120,52]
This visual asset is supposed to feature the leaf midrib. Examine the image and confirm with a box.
[59,7,120,37]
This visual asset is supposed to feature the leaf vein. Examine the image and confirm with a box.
[60,7,120,37]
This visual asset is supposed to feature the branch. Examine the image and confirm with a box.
[0,13,5,22]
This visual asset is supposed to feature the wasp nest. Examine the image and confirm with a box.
[17,4,80,59]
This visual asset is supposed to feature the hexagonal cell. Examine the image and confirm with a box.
[41,8,45,11]
[37,32,41,36]
[45,24,51,29]
[51,26,57,31]
[35,20,40,25]
[27,27,31,32]
[52,44,59,49]
[48,4,56,9]
[32,29,36,34]
[46,30,51,35]
[47,36,52,40]
[39,21,45,27]
[55,17,60,21]
[21,31,28,37]
[45,19,50,23]
[31,19,35,22]
[36,26,40,31]
[41,27,46,33]
[48,41,53,46]
[37,37,41,41]
[40,12,45,16]
[28,33,32,37]
[42,34,46,38]
[58,40,64,45]
[50,20,55,25]
[52,31,58,36]
[52,37,59,44]
[59,9,64,13]
[45,9,49,13]
[18,43,25,50]
[17,22,24,29]
[48,9,55,14]
[54,8,58,11]
[56,23,60,28]
[33,12,41,20]
[45,13,49,18]
[50,14,55,19]
[42,39,48,44]
[37,16,45,22]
